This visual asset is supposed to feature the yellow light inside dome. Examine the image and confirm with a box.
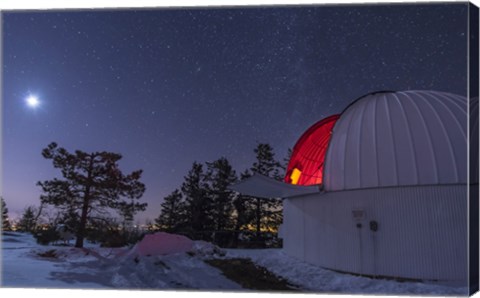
[290,168,302,185]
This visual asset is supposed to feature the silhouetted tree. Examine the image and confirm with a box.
[155,189,185,232]
[58,205,80,233]
[18,206,37,233]
[250,143,283,238]
[118,198,148,231]
[232,170,256,245]
[281,148,293,175]
[181,162,213,238]
[37,142,147,248]
[252,143,283,180]
[206,157,238,232]
[1,197,11,231]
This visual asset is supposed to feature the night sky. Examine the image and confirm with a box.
[2,3,469,223]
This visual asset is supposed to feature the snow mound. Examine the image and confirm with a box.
[190,240,225,257]
[129,232,194,257]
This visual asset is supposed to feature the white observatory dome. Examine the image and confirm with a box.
[323,90,468,191]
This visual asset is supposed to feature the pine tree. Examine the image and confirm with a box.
[18,206,37,233]
[206,157,237,232]
[1,197,11,231]
[250,143,284,239]
[232,169,256,246]
[252,143,283,180]
[58,205,80,233]
[181,162,213,238]
[118,198,148,230]
[155,189,185,232]
[281,148,293,177]
[37,142,147,248]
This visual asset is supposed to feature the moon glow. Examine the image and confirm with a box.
[26,95,40,108]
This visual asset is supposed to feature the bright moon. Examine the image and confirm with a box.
[26,95,40,108]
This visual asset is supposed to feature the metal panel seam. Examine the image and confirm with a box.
[406,93,439,182]
[383,94,399,185]
[417,92,459,182]
[356,96,368,188]
[393,92,419,184]
[426,92,467,140]
[373,94,380,186]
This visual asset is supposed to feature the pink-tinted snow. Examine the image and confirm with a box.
[131,232,194,256]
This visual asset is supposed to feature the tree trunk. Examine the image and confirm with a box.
[75,154,94,248]
[33,203,44,231]
[256,198,261,240]
[75,195,89,248]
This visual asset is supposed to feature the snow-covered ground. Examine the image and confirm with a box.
[1,232,468,295]
[226,249,469,295]
[1,232,240,290]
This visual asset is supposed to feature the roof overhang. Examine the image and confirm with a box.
[229,174,321,199]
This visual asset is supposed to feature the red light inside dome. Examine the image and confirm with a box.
[285,114,339,186]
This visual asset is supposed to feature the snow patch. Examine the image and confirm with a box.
[190,240,225,257]
[226,249,468,295]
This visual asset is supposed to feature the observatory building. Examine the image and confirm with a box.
[232,90,478,285]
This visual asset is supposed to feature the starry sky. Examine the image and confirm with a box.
[2,3,470,223]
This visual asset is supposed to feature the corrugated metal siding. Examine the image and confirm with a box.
[371,186,467,282]
[283,185,468,284]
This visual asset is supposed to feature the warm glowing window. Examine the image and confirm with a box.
[290,168,302,185]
